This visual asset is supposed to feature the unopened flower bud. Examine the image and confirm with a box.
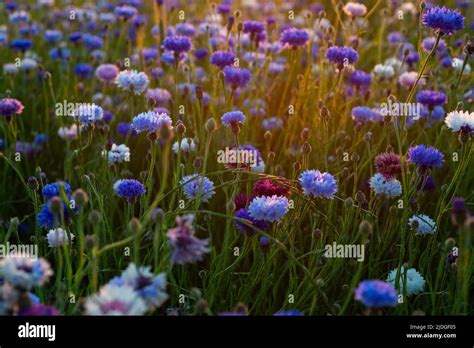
[205,117,217,133]
[72,189,89,207]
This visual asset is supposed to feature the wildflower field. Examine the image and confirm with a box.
[0,0,473,317]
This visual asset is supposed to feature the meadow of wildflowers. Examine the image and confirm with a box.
[0,0,473,319]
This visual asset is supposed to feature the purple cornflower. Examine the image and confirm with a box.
[18,304,60,316]
[0,98,24,118]
[421,37,447,54]
[194,48,209,61]
[223,66,252,90]
[113,179,146,200]
[243,20,265,36]
[451,197,470,226]
[145,88,172,106]
[422,6,464,35]
[325,46,359,68]
[354,280,398,308]
[387,31,405,45]
[210,50,235,69]
[167,215,210,265]
[416,90,447,109]
[280,28,310,48]
[234,208,269,234]
[221,110,246,127]
[142,47,159,62]
[163,35,192,54]
[95,64,120,82]
[342,2,367,17]
[175,23,196,37]
[299,170,338,199]
[349,70,371,89]
[408,145,444,169]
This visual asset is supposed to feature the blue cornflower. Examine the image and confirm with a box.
[114,5,138,19]
[180,174,216,203]
[248,195,289,223]
[44,30,62,43]
[299,170,338,199]
[259,235,271,252]
[369,173,402,198]
[69,32,83,43]
[73,104,104,125]
[113,179,146,200]
[221,110,246,127]
[408,214,436,235]
[408,145,444,169]
[73,63,93,78]
[117,122,137,137]
[420,105,445,122]
[234,208,269,234]
[1,255,53,290]
[422,6,464,35]
[115,70,149,95]
[42,182,72,199]
[132,111,172,133]
[416,90,447,109]
[49,47,71,61]
[349,70,372,88]
[325,46,359,68]
[351,106,381,123]
[386,267,425,296]
[83,34,104,50]
[223,66,252,90]
[9,11,30,24]
[163,35,192,54]
[38,197,75,229]
[280,27,309,48]
[110,263,168,309]
[210,50,235,69]
[9,39,32,51]
[354,280,398,308]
